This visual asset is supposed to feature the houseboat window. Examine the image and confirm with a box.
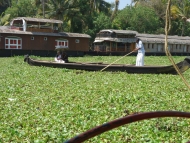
[31,36,34,40]
[75,39,80,43]
[44,37,47,41]
[55,39,69,48]
[5,37,22,49]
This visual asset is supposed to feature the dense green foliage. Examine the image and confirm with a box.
[113,6,161,33]
[0,56,190,142]
[5,0,37,18]
[1,0,190,40]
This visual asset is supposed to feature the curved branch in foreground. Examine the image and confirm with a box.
[64,111,190,143]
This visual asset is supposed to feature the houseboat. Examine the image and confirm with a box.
[93,29,137,55]
[93,29,190,56]
[137,33,190,55]
[0,17,91,57]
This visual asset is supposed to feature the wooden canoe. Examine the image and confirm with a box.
[24,55,190,74]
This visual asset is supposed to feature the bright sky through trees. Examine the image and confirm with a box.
[104,0,131,9]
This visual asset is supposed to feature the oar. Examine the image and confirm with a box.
[100,51,134,72]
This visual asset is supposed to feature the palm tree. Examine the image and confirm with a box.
[134,0,167,20]
[111,0,119,21]
[33,0,49,18]
[46,0,78,20]
[131,0,146,6]
[170,0,190,35]
[92,0,111,14]
[46,0,84,32]
[0,12,10,26]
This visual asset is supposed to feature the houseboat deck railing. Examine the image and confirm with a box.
[9,17,63,33]
[10,25,58,33]
[26,27,53,33]
[10,26,23,30]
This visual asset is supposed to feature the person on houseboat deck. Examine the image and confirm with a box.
[55,51,64,63]
[133,38,145,66]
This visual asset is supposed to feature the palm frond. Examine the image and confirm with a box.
[0,13,10,26]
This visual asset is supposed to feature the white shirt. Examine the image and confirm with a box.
[136,40,145,53]
[57,55,62,59]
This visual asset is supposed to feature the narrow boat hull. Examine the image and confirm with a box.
[24,55,190,74]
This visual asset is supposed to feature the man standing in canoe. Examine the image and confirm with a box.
[133,38,145,66]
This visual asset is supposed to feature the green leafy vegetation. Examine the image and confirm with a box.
[0,56,190,142]
[1,0,190,37]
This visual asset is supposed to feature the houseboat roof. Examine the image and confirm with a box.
[11,17,63,24]
[136,33,190,45]
[0,26,91,38]
[95,29,190,45]
[137,33,190,40]
[100,29,137,35]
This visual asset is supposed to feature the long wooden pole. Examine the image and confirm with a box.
[165,0,190,89]
[64,111,190,143]
[100,51,133,72]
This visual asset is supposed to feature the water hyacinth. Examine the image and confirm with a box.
[0,56,189,142]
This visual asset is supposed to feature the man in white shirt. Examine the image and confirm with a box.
[133,38,145,66]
